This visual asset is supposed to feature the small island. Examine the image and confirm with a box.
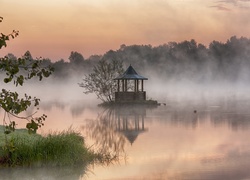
[101,65,158,106]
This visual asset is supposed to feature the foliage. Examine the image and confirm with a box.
[0,127,98,166]
[79,59,124,102]
[69,51,84,64]
[0,17,54,134]
[25,35,250,86]
[0,17,19,49]
[99,37,250,83]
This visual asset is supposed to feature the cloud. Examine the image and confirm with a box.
[215,0,250,9]
[210,4,232,11]
[218,0,250,3]
[210,0,250,11]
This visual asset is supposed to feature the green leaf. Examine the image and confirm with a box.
[4,78,10,83]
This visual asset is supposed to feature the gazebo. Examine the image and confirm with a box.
[114,65,148,102]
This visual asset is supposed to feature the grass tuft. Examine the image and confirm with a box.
[0,127,103,167]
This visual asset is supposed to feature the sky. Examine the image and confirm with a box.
[1,0,250,61]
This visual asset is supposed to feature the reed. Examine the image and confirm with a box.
[0,127,98,167]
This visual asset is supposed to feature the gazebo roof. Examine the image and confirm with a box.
[114,65,148,80]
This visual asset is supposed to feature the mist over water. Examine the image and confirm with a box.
[2,36,250,179]
[2,78,250,179]
[5,96,250,179]
[3,36,250,105]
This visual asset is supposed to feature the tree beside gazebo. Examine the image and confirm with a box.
[79,59,124,102]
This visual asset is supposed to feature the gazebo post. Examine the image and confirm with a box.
[137,79,139,92]
[118,80,120,92]
[141,80,144,92]
[134,80,136,92]
[135,80,137,92]
[122,79,125,92]
[125,80,127,92]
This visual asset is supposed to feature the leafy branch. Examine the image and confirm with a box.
[0,16,54,134]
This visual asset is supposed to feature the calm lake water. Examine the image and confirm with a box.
[1,92,250,180]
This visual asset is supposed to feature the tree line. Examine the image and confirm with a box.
[3,35,250,84]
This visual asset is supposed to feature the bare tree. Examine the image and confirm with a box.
[79,59,124,102]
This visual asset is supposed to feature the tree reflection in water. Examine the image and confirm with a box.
[82,105,152,159]
[82,107,127,158]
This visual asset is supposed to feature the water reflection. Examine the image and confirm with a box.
[4,97,250,179]
[82,107,126,156]
[81,99,250,179]
[115,106,148,145]
[82,105,155,157]
[147,98,250,131]
[38,97,250,132]
[0,165,88,180]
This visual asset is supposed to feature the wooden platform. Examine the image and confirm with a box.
[115,91,146,102]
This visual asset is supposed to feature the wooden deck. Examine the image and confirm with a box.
[115,91,146,102]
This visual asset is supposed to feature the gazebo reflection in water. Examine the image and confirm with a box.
[114,105,148,145]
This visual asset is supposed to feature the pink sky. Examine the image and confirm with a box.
[1,0,250,61]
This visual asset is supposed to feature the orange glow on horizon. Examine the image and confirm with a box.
[1,0,250,61]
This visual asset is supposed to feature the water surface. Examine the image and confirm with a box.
[1,96,250,180]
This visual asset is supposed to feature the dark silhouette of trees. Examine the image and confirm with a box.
[69,51,84,65]
[2,32,250,87]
